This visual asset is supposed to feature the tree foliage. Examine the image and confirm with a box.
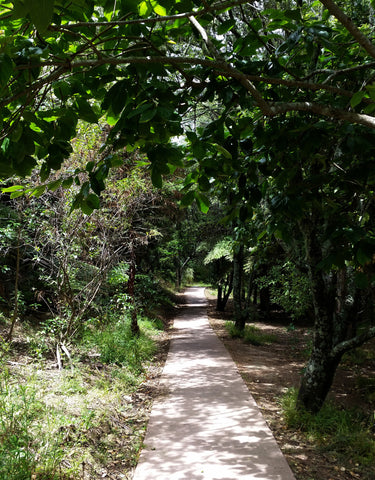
[1,1,375,193]
[2,0,375,413]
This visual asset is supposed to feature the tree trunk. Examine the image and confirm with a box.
[259,286,271,313]
[297,347,341,413]
[175,266,182,290]
[233,244,245,330]
[127,238,140,336]
[216,272,233,311]
[6,227,21,342]
[297,216,337,413]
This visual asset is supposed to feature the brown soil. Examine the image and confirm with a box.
[205,295,375,480]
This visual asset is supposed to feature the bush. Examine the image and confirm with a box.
[225,321,277,345]
[256,261,312,320]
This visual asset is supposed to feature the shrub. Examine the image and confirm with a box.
[256,261,312,320]
[225,321,277,345]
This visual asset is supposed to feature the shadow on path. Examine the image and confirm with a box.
[132,287,296,480]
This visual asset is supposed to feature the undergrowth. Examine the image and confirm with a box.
[86,316,160,372]
[225,321,277,345]
[0,313,162,480]
[281,388,375,467]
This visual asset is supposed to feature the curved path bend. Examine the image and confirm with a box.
[133,287,296,480]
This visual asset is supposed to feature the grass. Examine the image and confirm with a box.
[0,313,163,480]
[225,321,277,345]
[281,388,375,467]
[87,316,159,372]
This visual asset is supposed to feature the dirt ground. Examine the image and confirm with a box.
[204,295,375,480]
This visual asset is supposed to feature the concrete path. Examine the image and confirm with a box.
[132,287,296,480]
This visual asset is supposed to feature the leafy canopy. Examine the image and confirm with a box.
[1,0,375,209]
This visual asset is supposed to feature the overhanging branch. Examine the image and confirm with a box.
[4,54,375,131]
[269,101,375,129]
[319,0,375,60]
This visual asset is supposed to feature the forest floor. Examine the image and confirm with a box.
[204,293,375,480]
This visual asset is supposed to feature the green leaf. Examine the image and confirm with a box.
[0,54,14,87]
[29,0,55,32]
[1,185,25,193]
[180,190,196,207]
[356,247,372,265]
[198,175,211,192]
[81,201,94,215]
[29,184,47,197]
[128,103,154,119]
[213,143,232,159]
[85,193,100,210]
[152,1,167,15]
[139,0,151,16]
[48,179,62,191]
[12,0,30,18]
[217,19,235,35]
[102,80,129,115]
[195,192,210,214]
[53,81,71,100]
[139,107,157,123]
[86,161,95,172]
[10,190,26,199]
[74,98,98,123]
[350,91,366,109]
[354,272,369,289]
[62,177,73,188]
[14,155,37,176]
[151,168,163,188]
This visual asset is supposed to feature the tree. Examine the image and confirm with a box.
[2,0,375,412]
[2,1,375,194]
[250,115,375,412]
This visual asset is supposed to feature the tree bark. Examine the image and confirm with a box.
[127,237,140,337]
[297,216,337,412]
[216,271,233,311]
[297,348,341,413]
[233,244,245,330]
[5,227,21,342]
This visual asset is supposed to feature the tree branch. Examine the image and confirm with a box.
[319,0,375,60]
[269,101,375,129]
[331,326,375,359]
[51,0,251,29]
[4,54,375,131]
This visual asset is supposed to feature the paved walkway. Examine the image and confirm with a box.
[133,287,296,480]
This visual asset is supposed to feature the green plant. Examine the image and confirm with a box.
[281,388,375,466]
[0,370,70,480]
[256,261,312,320]
[88,315,157,372]
[225,321,277,346]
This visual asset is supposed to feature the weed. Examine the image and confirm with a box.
[225,321,277,345]
[0,371,70,480]
[281,388,375,466]
[85,314,158,372]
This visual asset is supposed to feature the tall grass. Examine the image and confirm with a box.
[282,388,375,466]
[0,368,68,480]
[225,321,277,345]
[87,315,160,372]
